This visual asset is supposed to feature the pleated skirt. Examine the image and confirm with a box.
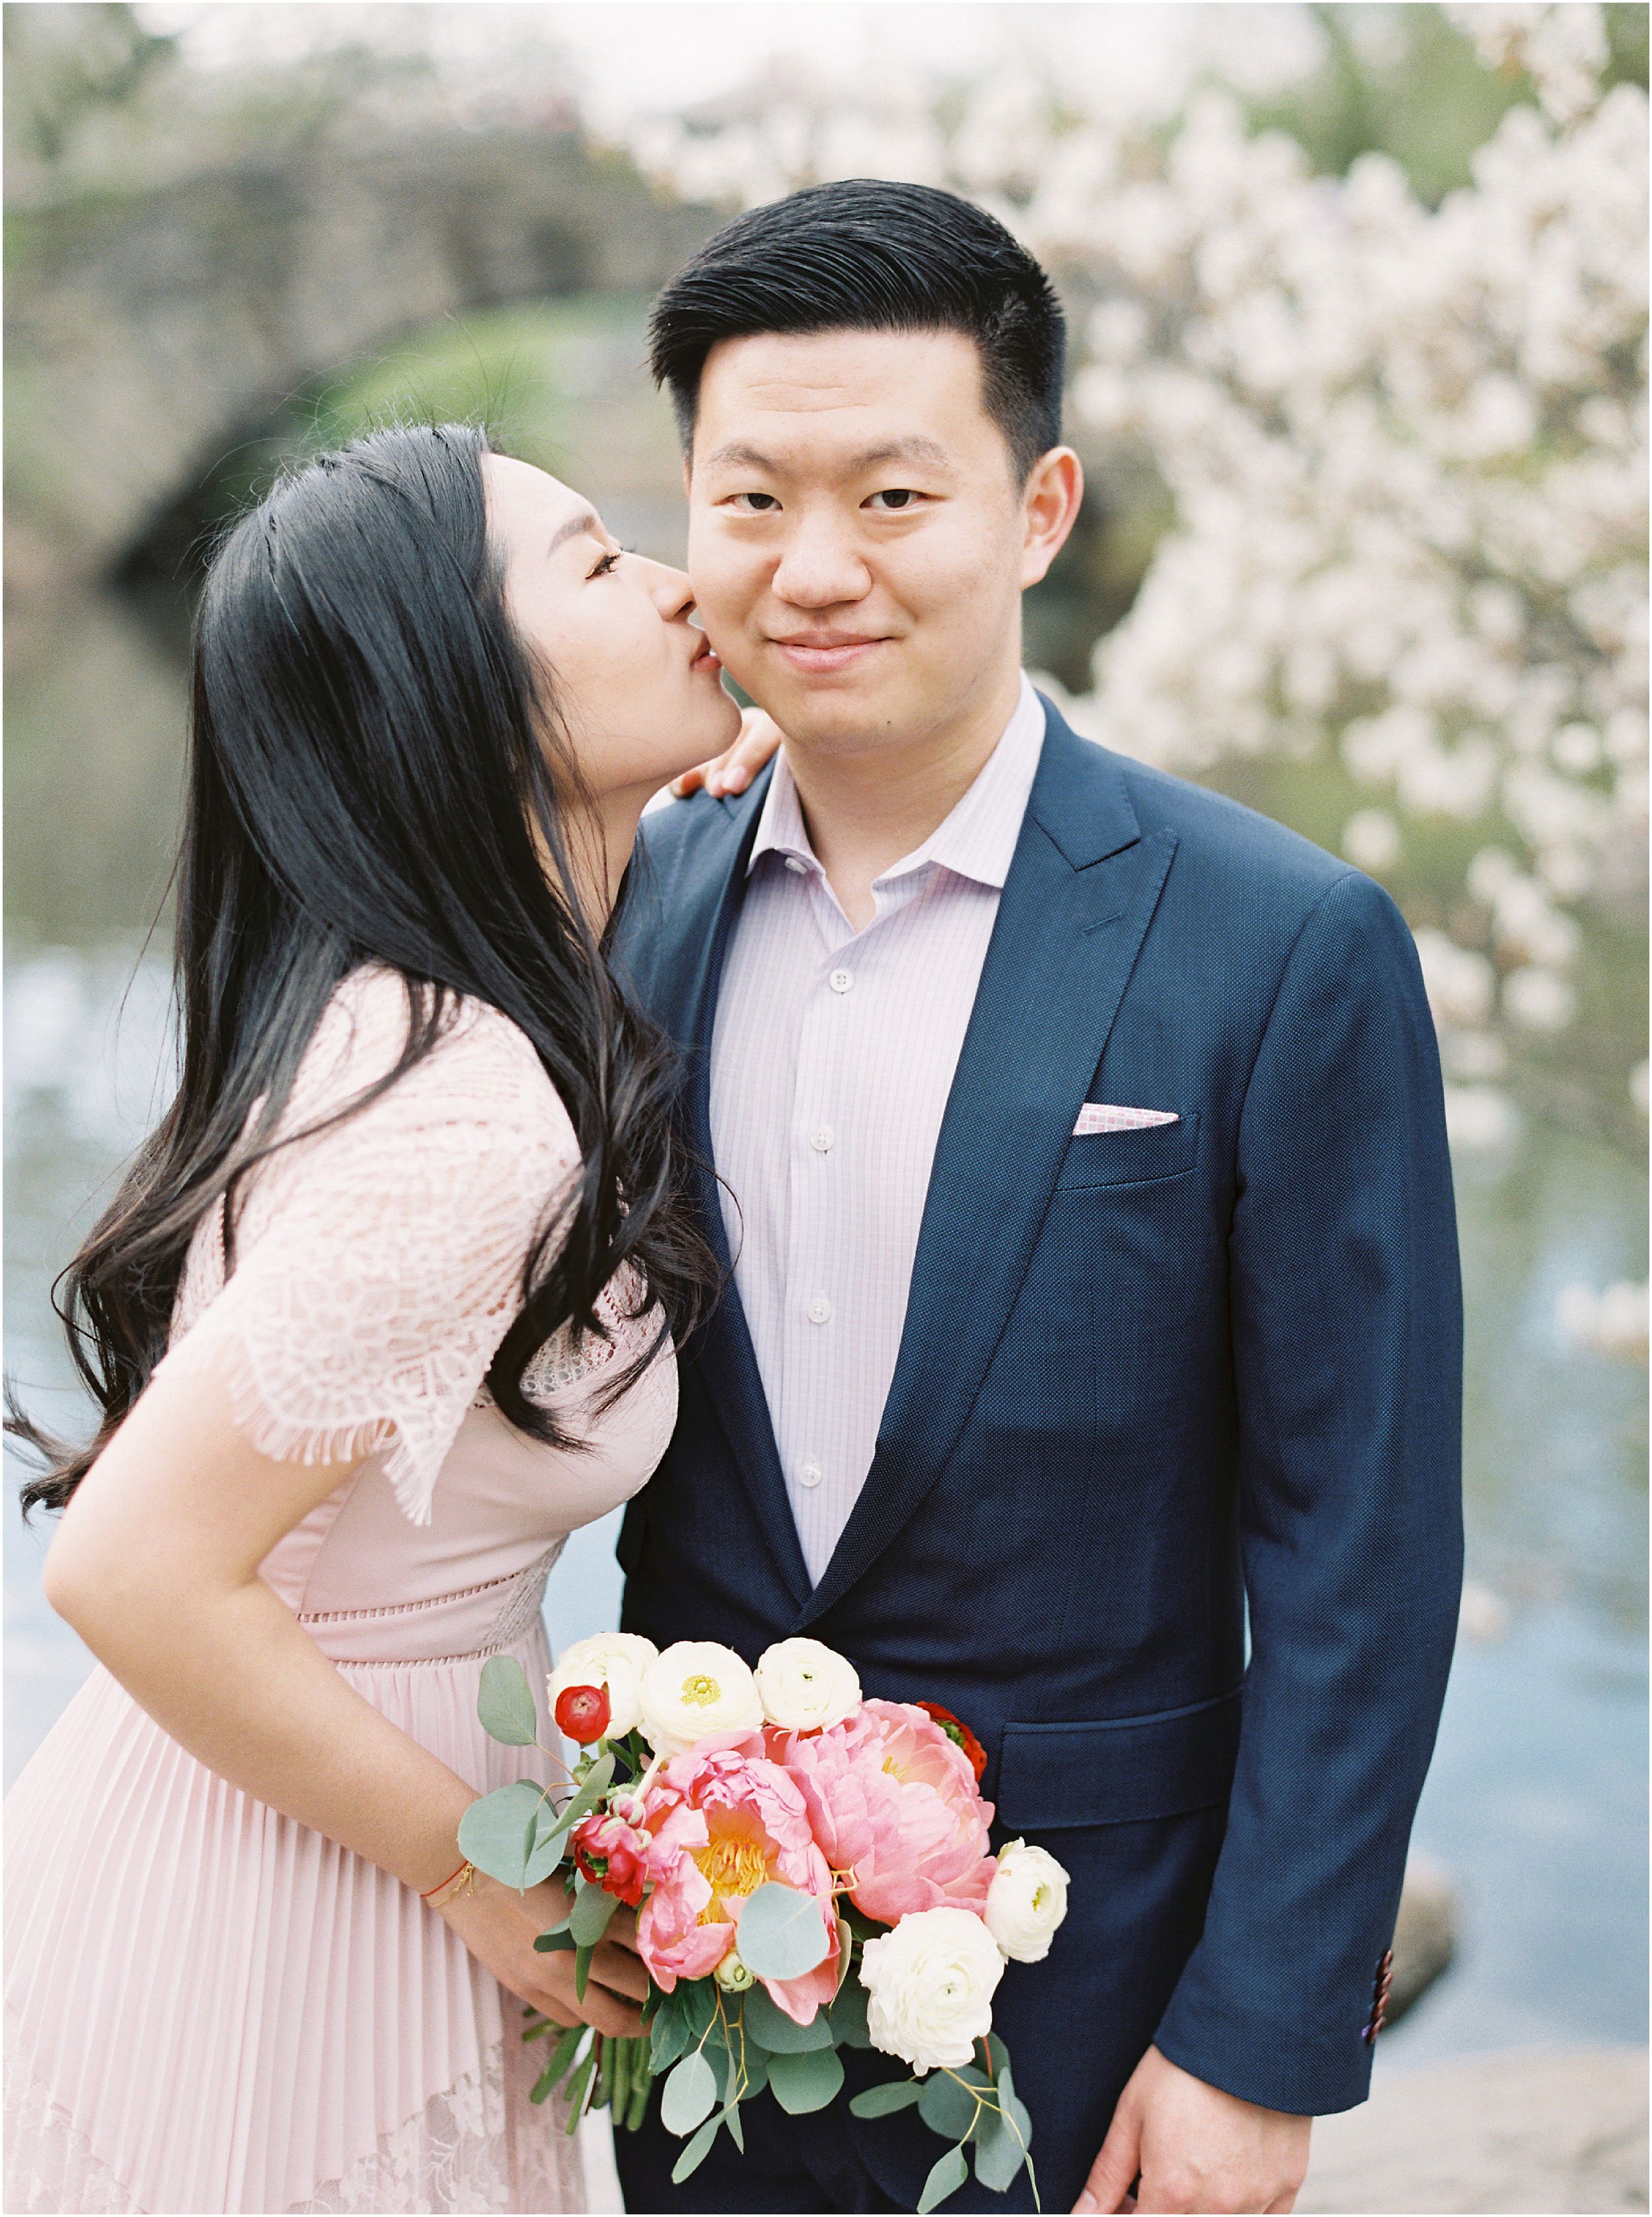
[3,1625,585,2214]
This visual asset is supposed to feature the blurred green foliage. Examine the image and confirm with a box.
[1246,3,1648,204]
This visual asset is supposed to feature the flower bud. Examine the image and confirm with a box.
[554,1682,611,1744]
[714,1949,756,1992]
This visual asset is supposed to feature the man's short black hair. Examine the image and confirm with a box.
[648,178,1066,481]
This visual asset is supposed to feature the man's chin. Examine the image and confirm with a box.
[739,677,907,757]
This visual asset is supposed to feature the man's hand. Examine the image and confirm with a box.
[1074,2046,1311,2214]
[671,706,785,799]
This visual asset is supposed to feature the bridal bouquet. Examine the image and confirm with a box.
[459,1634,1069,2211]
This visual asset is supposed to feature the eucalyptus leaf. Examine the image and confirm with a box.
[767,2045,845,2116]
[733,1883,831,1980]
[918,2144,969,2215]
[919,2069,985,2143]
[523,1815,568,1889]
[670,2117,721,2186]
[741,1984,835,2053]
[477,1653,541,1745]
[718,2040,743,2109]
[721,2094,746,2152]
[650,1998,692,2076]
[569,1882,620,1947]
[681,1978,718,2041]
[850,2080,921,2119]
[554,1752,616,1833]
[985,2033,1010,2080]
[973,2091,1034,2193]
[835,1915,855,1992]
[457,1782,544,1888]
[533,1928,578,1954]
[661,2050,718,2137]
[827,1974,872,2049]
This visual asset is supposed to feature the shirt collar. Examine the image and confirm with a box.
[746,672,1045,892]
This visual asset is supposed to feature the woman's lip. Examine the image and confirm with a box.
[773,638,885,674]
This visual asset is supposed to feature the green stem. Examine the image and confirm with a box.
[625,2039,651,2131]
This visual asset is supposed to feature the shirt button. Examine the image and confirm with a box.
[798,1460,823,1489]
[829,968,854,994]
[784,856,807,874]
[809,1126,835,1152]
[807,1293,833,1324]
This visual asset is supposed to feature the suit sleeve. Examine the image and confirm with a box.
[1151,870,1464,2115]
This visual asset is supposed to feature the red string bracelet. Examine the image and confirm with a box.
[420,1858,473,1904]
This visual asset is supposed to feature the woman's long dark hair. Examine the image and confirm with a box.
[15,422,710,1517]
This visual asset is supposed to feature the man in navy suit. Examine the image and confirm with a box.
[611,180,1462,2215]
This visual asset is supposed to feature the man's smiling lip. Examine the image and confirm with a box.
[770,634,890,673]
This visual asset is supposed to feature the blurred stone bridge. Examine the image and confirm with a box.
[6,127,712,593]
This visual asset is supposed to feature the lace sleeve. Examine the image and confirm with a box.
[156,971,578,1524]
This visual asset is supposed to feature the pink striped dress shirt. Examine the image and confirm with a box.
[708,675,1047,1581]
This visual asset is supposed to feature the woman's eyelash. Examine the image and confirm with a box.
[589,545,634,579]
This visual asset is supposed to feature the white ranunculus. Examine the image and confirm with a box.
[546,1632,658,1740]
[984,1840,1070,1963]
[754,1637,862,1733]
[859,1907,1005,2075]
[638,1640,764,1756]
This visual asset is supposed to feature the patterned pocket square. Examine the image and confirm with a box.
[1072,1104,1180,1135]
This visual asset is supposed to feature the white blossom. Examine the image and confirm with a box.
[628,7,1646,1118]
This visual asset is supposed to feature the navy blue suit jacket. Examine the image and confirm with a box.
[611,699,1462,2210]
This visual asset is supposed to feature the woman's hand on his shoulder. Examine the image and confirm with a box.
[670,706,784,800]
[435,1871,647,2037]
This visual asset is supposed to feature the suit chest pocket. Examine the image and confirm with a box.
[1055,1108,1200,1190]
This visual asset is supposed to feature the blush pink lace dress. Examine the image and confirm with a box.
[5,968,678,2214]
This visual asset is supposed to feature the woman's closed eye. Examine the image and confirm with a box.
[588,546,629,579]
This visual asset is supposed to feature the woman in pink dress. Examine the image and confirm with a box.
[5,425,759,2213]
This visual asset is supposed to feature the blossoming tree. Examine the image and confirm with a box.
[634,2,1647,1151]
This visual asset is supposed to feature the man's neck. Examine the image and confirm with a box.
[786,662,1024,931]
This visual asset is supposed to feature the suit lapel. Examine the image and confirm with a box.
[795,710,1178,1630]
[648,780,815,1611]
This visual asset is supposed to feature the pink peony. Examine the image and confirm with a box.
[636,1736,841,2023]
[571,1810,651,1906]
[775,1698,998,1925]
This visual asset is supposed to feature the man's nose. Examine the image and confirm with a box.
[770,513,872,609]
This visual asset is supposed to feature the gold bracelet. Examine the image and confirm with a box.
[421,1858,476,1908]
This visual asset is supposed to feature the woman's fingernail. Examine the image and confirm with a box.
[1074,2197,1099,2214]
[706,774,724,796]
[727,767,749,792]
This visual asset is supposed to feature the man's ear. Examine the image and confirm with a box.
[1018,447,1084,590]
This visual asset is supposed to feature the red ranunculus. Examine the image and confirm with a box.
[915,1701,987,1782]
[571,1811,650,1906]
[554,1682,611,1743]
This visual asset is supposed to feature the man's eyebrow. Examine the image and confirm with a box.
[548,508,601,556]
[699,435,954,474]
[700,441,778,473]
[849,437,952,472]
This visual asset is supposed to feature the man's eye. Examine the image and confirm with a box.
[728,492,780,513]
[866,488,920,511]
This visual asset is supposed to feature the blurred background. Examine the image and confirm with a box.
[5,4,1646,2208]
